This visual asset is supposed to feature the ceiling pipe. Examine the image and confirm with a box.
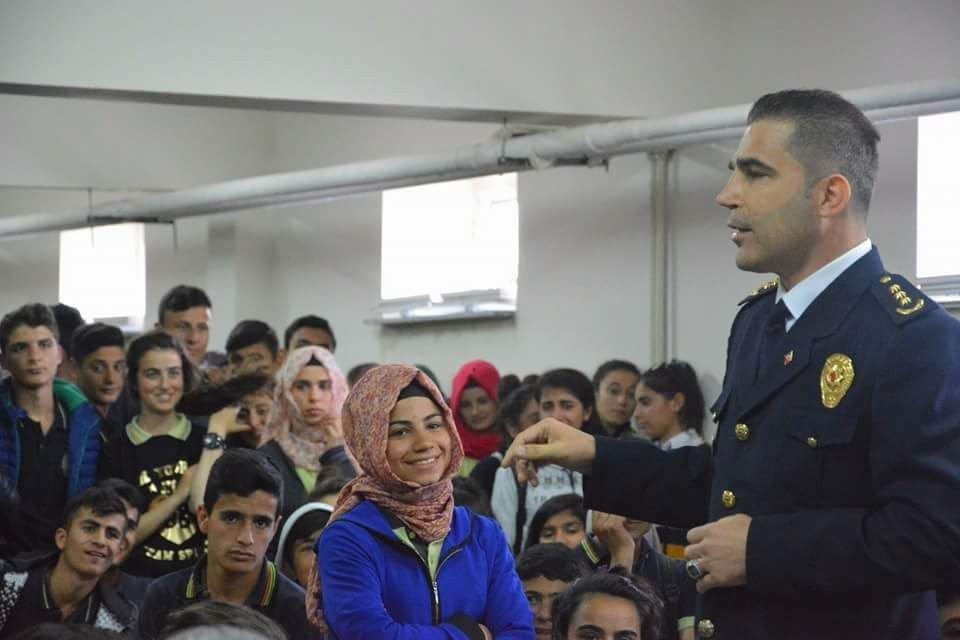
[1,78,958,238]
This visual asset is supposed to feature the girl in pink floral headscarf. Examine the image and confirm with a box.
[307,364,534,639]
[258,346,355,521]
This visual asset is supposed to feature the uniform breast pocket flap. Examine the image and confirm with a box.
[782,408,859,448]
[775,408,859,504]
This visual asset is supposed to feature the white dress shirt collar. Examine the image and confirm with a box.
[777,239,872,332]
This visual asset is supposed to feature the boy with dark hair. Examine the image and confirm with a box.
[137,449,319,640]
[0,304,104,554]
[96,478,153,607]
[156,285,214,368]
[72,323,135,441]
[516,543,589,640]
[283,315,336,353]
[224,321,282,379]
[51,303,86,384]
[0,486,137,635]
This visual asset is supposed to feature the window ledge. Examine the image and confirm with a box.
[367,289,516,326]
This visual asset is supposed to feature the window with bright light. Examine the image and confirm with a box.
[59,223,146,329]
[380,174,518,320]
[917,111,960,279]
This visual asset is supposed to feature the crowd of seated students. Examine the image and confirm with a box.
[5,288,954,639]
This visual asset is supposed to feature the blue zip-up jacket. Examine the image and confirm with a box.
[0,378,103,497]
[319,500,534,640]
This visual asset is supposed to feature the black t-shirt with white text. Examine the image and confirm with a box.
[97,419,206,578]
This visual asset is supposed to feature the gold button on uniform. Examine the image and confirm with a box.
[806,437,818,448]
[734,423,750,441]
[697,619,716,638]
[721,490,736,509]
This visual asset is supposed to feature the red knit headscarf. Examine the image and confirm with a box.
[450,359,502,459]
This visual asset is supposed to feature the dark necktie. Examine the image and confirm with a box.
[755,300,791,381]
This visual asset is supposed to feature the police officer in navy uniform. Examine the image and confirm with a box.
[503,89,960,639]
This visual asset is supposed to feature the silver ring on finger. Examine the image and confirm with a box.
[685,558,706,581]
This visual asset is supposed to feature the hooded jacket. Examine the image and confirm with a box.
[319,499,533,640]
[274,501,333,572]
[0,378,102,497]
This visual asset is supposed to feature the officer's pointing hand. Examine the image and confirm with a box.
[684,514,751,594]
[501,417,596,486]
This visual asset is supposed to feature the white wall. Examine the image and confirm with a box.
[0,94,272,346]
[0,92,928,404]
[2,1,959,119]
[0,0,941,412]
[251,111,652,384]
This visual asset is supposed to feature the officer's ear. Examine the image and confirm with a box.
[812,173,853,219]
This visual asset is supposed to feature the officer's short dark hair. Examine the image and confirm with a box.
[125,331,197,398]
[537,368,595,412]
[225,320,279,358]
[51,304,85,358]
[0,303,59,353]
[517,543,589,583]
[283,315,336,351]
[72,322,125,365]
[204,449,283,516]
[62,485,128,531]
[592,359,640,390]
[748,89,880,213]
[157,285,212,325]
[552,567,663,640]
[160,601,287,640]
[639,360,706,435]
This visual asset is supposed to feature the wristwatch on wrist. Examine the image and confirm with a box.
[203,432,227,451]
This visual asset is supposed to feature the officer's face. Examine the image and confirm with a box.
[716,120,818,283]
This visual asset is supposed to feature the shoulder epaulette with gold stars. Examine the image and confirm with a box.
[738,279,778,306]
[871,273,932,325]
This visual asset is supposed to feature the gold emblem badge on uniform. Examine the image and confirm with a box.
[820,354,854,409]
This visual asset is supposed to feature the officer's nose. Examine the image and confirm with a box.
[716,172,742,210]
